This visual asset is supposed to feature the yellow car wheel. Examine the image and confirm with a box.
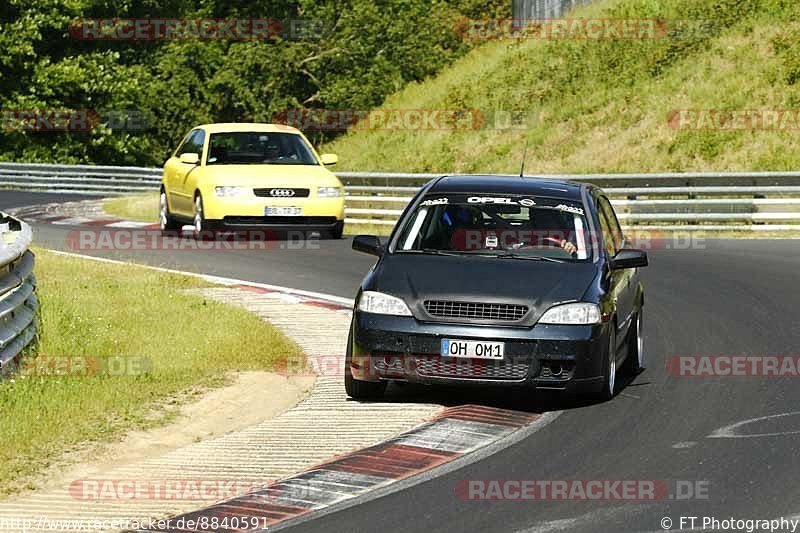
[192,194,212,241]
[159,189,181,233]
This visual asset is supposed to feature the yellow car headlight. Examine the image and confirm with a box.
[215,186,248,197]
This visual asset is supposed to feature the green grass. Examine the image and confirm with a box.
[345,223,394,236]
[322,0,800,174]
[105,192,159,223]
[0,249,301,495]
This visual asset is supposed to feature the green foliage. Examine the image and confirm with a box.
[0,0,506,165]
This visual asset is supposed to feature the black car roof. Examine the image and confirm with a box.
[428,175,586,201]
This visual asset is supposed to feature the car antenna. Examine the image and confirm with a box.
[519,138,530,178]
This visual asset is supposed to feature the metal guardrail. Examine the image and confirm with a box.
[0,212,38,370]
[3,162,800,230]
[0,162,161,195]
[337,172,800,230]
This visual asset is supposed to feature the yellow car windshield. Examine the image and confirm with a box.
[207,132,319,166]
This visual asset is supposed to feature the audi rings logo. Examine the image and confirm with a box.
[270,188,296,197]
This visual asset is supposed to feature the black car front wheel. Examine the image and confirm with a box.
[595,326,617,402]
[344,331,386,400]
[624,308,644,374]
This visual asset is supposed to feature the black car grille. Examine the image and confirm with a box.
[415,357,529,380]
[253,188,310,198]
[424,300,528,322]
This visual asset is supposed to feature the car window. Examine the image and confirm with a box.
[173,132,192,156]
[596,198,617,258]
[177,130,205,156]
[393,194,592,261]
[206,132,318,165]
[600,197,624,250]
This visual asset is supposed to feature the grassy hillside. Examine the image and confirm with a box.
[323,0,800,173]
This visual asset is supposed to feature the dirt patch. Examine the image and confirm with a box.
[2,371,314,499]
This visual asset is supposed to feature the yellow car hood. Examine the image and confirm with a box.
[203,164,341,187]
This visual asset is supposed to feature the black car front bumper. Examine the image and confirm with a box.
[204,216,343,233]
[350,312,610,393]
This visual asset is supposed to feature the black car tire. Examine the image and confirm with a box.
[624,308,644,374]
[344,330,386,400]
[595,326,617,402]
[328,221,345,240]
[159,189,181,233]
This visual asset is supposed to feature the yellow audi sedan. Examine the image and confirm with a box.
[160,123,345,238]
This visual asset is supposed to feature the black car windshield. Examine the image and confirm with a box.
[206,132,319,165]
[394,194,592,261]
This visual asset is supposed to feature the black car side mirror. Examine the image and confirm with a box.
[610,248,648,270]
[352,235,384,256]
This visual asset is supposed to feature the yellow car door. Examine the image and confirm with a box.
[170,129,206,216]
[162,132,190,215]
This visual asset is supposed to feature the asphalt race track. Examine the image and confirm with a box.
[3,190,800,532]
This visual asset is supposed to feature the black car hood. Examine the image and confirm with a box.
[370,254,599,325]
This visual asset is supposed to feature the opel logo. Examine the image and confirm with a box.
[270,188,296,197]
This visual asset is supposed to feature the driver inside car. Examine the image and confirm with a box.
[440,205,578,255]
[443,204,577,255]
[528,209,578,255]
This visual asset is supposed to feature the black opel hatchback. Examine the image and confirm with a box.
[346,175,648,401]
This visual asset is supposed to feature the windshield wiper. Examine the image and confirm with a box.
[494,253,567,263]
[401,249,568,262]
[402,249,465,257]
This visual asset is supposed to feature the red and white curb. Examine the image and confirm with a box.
[135,406,543,532]
[8,200,157,229]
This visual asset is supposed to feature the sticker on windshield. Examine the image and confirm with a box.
[467,197,536,206]
[420,198,449,207]
[555,204,584,215]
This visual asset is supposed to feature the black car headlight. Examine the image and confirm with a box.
[538,303,601,325]
[358,291,412,316]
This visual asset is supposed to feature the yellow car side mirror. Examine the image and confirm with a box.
[179,152,200,165]
[320,153,339,166]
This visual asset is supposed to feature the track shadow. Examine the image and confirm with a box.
[354,367,653,414]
